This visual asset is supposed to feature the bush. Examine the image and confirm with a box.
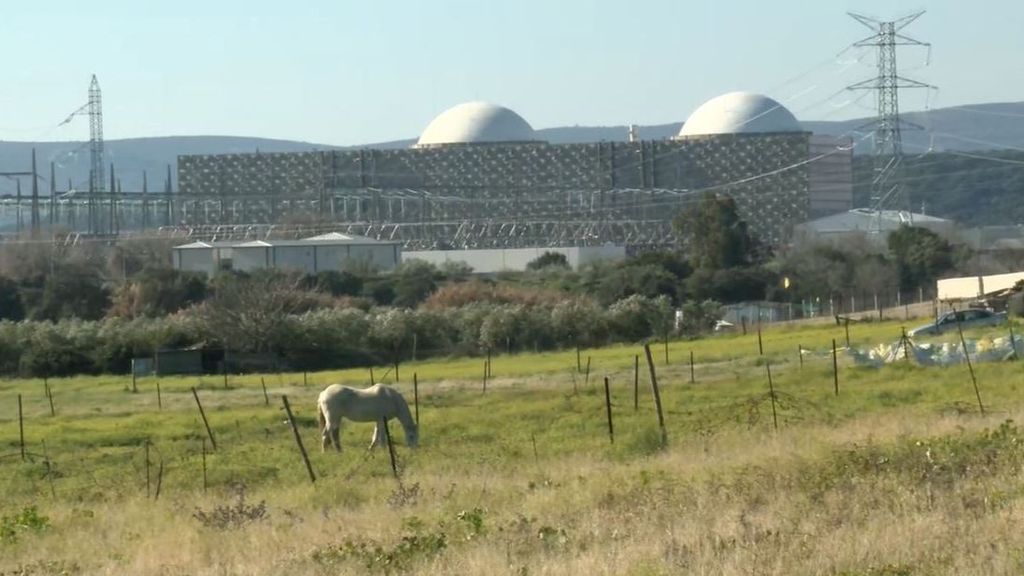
[526,251,570,271]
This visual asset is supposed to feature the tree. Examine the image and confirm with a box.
[198,271,306,352]
[32,262,111,321]
[111,268,207,318]
[0,276,25,321]
[673,192,759,270]
[308,270,363,297]
[887,226,955,291]
[392,260,440,308]
[526,252,570,271]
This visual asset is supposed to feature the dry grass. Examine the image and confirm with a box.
[2,320,1024,575]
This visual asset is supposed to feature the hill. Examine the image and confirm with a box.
[1,101,1022,226]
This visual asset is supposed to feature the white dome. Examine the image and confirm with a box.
[678,92,802,138]
[415,102,540,148]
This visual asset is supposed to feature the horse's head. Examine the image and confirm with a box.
[406,425,420,449]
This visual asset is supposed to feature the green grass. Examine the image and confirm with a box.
[2,318,1024,574]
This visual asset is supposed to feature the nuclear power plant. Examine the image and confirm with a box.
[172,92,852,249]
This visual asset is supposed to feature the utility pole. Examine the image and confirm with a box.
[88,75,106,198]
[846,12,934,229]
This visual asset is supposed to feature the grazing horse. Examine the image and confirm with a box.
[317,383,419,452]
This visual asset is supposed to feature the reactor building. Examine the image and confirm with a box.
[174,92,852,249]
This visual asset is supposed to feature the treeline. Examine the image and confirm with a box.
[0,291,690,377]
[0,192,968,377]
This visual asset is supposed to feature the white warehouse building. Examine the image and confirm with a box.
[172,232,401,276]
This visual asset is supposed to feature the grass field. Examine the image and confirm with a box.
[2,318,1024,575]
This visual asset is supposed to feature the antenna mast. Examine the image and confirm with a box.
[846,12,933,223]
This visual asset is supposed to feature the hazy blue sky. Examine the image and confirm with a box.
[0,0,1020,145]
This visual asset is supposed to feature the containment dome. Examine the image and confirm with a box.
[677,92,802,138]
[415,102,540,148]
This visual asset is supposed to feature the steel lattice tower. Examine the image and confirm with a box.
[88,75,105,194]
[846,12,932,218]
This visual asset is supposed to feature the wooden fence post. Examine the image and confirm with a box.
[832,339,839,396]
[584,356,591,387]
[766,362,779,431]
[689,350,695,383]
[44,377,54,417]
[156,380,162,410]
[131,360,138,393]
[281,395,316,484]
[303,371,309,387]
[603,376,614,444]
[201,438,208,493]
[576,343,581,373]
[757,326,764,355]
[798,344,804,369]
[413,372,420,426]
[261,377,269,406]
[643,344,667,446]
[145,439,152,498]
[191,387,217,450]
[844,318,851,348]
[663,338,669,366]
[486,348,492,379]
[369,367,375,386]
[381,418,400,479]
[952,307,985,415]
[482,361,488,393]
[633,354,639,412]
[154,460,164,501]
[41,440,56,499]
[18,394,25,461]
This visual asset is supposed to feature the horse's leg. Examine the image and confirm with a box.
[366,416,385,448]
[331,422,341,452]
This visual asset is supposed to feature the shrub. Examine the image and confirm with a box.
[1,506,50,544]
[193,490,268,531]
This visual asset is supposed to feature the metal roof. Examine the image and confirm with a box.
[800,208,951,233]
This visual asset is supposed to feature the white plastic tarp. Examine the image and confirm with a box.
[846,335,1022,367]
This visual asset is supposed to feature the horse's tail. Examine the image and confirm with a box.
[317,399,327,432]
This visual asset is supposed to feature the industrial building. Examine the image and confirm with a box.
[172,232,400,276]
[174,92,854,249]
[403,245,625,273]
[794,208,955,244]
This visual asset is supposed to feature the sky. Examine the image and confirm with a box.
[0,0,1021,146]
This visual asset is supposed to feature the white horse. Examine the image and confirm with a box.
[317,383,419,452]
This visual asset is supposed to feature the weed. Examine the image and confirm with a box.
[1,506,50,545]
[312,532,448,574]
[0,560,80,575]
[386,482,421,508]
[192,488,267,530]
[836,564,915,576]
[456,507,486,539]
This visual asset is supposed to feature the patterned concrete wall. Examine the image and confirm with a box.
[177,133,811,246]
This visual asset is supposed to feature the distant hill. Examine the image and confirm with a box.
[0,136,338,195]
[0,100,1021,200]
[349,101,1024,151]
